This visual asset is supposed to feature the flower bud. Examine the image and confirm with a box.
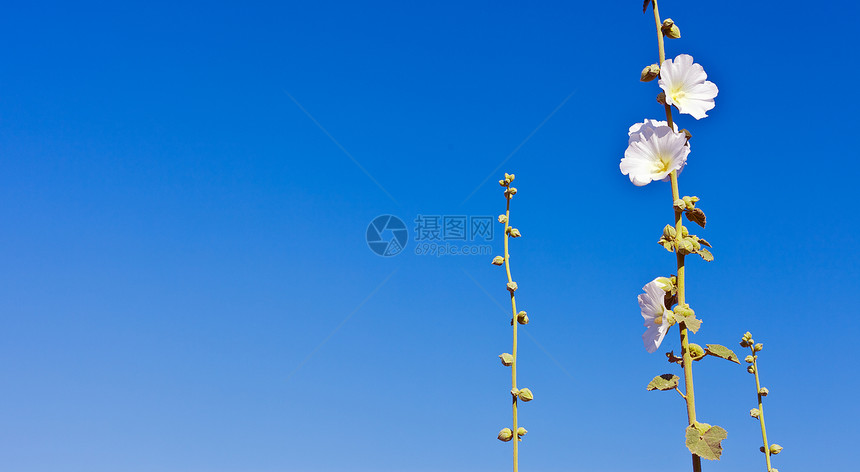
[506,281,518,293]
[499,353,514,366]
[510,387,519,396]
[492,256,505,266]
[750,408,761,418]
[769,444,783,455]
[759,387,769,396]
[640,63,660,82]
[505,187,518,197]
[673,198,686,210]
[674,304,693,317]
[743,331,753,341]
[662,224,677,239]
[499,179,507,187]
[517,388,534,402]
[655,276,674,292]
[498,428,513,442]
[517,311,529,325]
[747,365,756,374]
[504,173,515,183]
[656,91,667,105]
[740,340,750,348]
[688,343,706,361]
[661,18,681,38]
[509,228,521,238]
[754,343,764,352]
[516,427,527,437]
[745,355,754,364]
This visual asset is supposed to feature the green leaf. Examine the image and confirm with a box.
[685,423,727,460]
[646,374,680,391]
[698,248,714,262]
[705,344,741,364]
[686,208,707,228]
[681,316,702,334]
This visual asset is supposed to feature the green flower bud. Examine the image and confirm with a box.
[747,365,756,374]
[506,282,518,293]
[517,388,534,402]
[504,173,515,183]
[688,343,706,361]
[743,331,753,340]
[754,343,764,352]
[680,225,689,237]
[662,224,677,239]
[661,18,681,38]
[655,276,674,292]
[516,427,527,437]
[640,64,660,82]
[750,408,761,418]
[656,91,667,105]
[499,353,514,366]
[510,387,519,396]
[505,187,518,197]
[674,304,693,317]
[745,355,754,363]
[492,256,505,266]
[517,311,529,325]
[674,198,687,210]
[759,387,769,396]
[509,228,521,238]
[498,214,508,224]
[769,444,783,455]
[498,428,513,442]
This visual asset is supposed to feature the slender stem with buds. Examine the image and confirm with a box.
[651,1,702,471]
[750,346,772,471]
[503,188,519,472]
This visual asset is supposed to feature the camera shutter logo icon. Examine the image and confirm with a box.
[366,215,408,257]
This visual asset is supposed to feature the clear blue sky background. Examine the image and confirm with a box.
[2,1,858,471]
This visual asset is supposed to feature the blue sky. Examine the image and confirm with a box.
[2,1,859,471]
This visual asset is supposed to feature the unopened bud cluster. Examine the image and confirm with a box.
[494,172,534,448]
[743,331,781,468]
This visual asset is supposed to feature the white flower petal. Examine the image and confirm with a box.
[658,54,718,120]
[621,121,689,186]
[638,279,672,353]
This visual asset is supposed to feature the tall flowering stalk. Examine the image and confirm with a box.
[493,173,532,472]
[741,332,783,472]
[626,2,740,471]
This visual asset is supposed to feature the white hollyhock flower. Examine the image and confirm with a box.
[638,279,672,353]
[620,121,689,186]
[659,54,719,120]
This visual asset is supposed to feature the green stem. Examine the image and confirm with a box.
[652,2,701,472]
[751,348,772,471]
[503,188,519,472]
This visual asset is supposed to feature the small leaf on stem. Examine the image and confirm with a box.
[646,374,680,391]
[685,423,727,460]
[704,344,741,364]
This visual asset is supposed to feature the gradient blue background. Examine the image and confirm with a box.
[2,1,858,471]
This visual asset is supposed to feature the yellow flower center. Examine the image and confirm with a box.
[670,86,685,104]
[653,156,671,174]
[654,316,663,326]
